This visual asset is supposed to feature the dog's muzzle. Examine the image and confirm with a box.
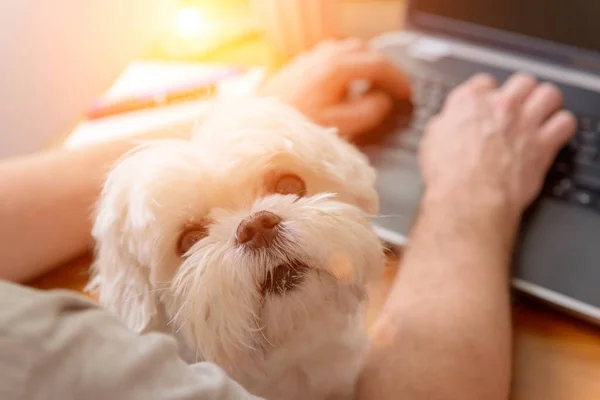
[236,210,312,296]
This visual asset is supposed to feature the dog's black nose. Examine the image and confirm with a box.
[236,211,281,248]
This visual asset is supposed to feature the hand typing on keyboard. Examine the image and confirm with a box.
[419,73,577,224]
[261,38,411,139]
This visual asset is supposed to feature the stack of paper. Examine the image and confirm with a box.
[64,61,266,148]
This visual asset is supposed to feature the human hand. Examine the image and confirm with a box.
[261,38,411,139]
[420,73,576,218]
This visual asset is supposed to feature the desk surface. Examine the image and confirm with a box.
[30,1,600,399]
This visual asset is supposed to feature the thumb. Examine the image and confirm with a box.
[321,90,393,139]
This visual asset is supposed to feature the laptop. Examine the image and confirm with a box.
[364,0,600,324]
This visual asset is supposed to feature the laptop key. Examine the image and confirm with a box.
[550,178,573,198]
[393,128,422,153]
[579,115,595,132]
[580,131,598,143]
[574,173,600,192]
[568,189,595,207]
[578,145,598,162]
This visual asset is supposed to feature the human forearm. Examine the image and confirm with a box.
[358,192,518,400]
[0,139,140,282]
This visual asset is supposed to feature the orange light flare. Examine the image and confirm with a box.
[162,2,251,59]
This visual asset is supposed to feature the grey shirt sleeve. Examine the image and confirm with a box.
[0,281,262,400]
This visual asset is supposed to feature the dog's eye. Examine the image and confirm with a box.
[177,225,209,256]
[273,174,306,197]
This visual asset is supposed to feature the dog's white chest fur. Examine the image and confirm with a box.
[167,274,369,400]
[240,316,367,400]
[88,98,384,399]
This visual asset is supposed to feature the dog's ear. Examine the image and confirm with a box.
[323,127,379,215]
[86,147,160,333]
[87,239,158,333]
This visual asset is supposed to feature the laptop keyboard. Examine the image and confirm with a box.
[545,115,600,210]
[412,74,457,110]
[395,72,600,212]
[388,73,457,152]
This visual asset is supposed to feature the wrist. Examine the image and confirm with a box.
[423,180,522,218]
[420,185,522,246]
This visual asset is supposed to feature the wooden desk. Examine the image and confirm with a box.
[29,1,600,399]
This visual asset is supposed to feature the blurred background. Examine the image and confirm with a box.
[0,0,404,157]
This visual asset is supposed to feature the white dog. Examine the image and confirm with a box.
[88,98,385,399]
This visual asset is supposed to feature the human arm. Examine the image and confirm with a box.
[357,74,576,399]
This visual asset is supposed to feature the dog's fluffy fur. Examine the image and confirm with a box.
[88,98,385,399]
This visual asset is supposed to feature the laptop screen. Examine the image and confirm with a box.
[410,0,600,56]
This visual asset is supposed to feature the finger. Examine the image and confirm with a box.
[522,82,564,124]
[332,52,412,100]
[497,73,537,105]
[321,90,393,139]
[445,73,496,104]
[463,73,498,93]
[539,110,577,158]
